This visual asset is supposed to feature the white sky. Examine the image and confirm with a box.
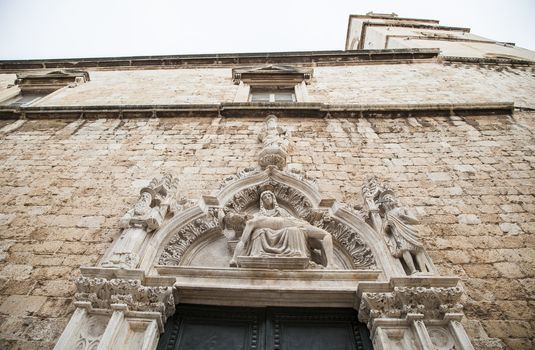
[0,0,534,60]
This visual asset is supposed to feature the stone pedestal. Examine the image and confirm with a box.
[236,256,310,269]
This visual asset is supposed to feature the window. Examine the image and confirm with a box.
[232,65,312,103]
[0,70,89,108]
[0,92,46,107]
[249,88,296,102]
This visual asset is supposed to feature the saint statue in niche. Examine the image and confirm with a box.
[379,192,431,274]
[229,190,336,268]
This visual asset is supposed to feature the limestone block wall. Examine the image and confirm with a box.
[1,62,534,108]
[0,113,533,349]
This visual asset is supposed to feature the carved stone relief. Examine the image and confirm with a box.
[258,115,289,170]
[158,208,221,266]
[306,210,376,269]
[229,189,337,269]
[428,326,456,350]
[102,173,179,269]
[358,286,464,328]
[74,277,175,322]
[361,176,433,275]
[74,315,107,350]
[158,176,377,270]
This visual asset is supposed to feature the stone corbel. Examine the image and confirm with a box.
[357,283,474,350]
[102,174,179,269]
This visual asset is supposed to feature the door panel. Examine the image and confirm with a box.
[157,304,372,350]
[267,307,372,350]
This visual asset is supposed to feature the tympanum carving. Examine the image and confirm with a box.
[230,190,336,269]
[307,210,376,269]
[158,209,221,266]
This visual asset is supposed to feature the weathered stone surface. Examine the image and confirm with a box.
[0,295,46,317]
[0,91,533,348]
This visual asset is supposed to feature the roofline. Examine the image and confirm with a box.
[0,49,440,72]
[348,14,440,24]
[344,14,468,50]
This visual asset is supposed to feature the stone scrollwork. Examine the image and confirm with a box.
[74,276,175,322]
[307,210,376,269]
[101,173,179,269]
[74,315,106,350]
[225,180,313,218]
[219,167,260,190]
[358,286,464,328]
[158,208,221,266]
[361,176,433,275]
[258,115,290,170]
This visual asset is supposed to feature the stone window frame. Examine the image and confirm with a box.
[232,65,312,103]
[0,69,89,108]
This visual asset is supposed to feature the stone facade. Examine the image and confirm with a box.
[0,12,534,350]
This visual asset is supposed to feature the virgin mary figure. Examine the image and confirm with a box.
[230,190,336,268]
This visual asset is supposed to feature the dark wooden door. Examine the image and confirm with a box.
[157,304,373,350]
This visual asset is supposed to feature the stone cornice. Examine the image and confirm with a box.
[0,102,514,120]
[0,49,439,72]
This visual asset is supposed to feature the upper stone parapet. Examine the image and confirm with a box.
[345,12,535,62]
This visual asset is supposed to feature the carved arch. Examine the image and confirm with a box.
[142,167,402,277]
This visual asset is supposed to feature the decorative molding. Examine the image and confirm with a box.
[232,65,313,85]
[307,210,376,269]
[219,167,260,190]
[73,314,106,350]
[157,208,221,266]
[358,286,464,327]
[74,277,175,323]
[15,69,90,93]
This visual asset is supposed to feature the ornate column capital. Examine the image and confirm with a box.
[358,286,464,328]
[74,276,176,324]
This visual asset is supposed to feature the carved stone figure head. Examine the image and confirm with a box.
[362,176,381,199]
[134,191,154,215]
[379,192,398,212]
[260,190,277,211]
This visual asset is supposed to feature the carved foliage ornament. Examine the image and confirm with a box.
[75,315,106,350]
[358,286,464,327]
[225,180,312,217]
[158,208,221,266]
[74,277,175,321]
[307,210,376,269]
